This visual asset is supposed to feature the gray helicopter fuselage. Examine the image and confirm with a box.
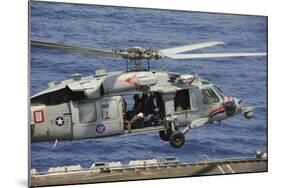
[30,69,249,143]
[29,40,263,148]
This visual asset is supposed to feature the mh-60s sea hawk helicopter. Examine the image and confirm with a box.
[30,40,266,148]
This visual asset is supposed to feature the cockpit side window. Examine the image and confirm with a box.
[213,85,225,98]
[201,88,220,104]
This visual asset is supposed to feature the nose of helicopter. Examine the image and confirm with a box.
[232,97,255,119]
[233,97,243,114]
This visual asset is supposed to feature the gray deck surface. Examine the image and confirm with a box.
[30,157,267,187]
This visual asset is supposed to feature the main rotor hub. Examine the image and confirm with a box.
[112,47,162,60]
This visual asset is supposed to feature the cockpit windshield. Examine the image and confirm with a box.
[201,88,220,104]
[213,85,225,98]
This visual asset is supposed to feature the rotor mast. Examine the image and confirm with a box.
[112,47,162,71]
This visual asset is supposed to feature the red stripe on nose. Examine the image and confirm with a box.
[209,105,225,117]
[210,105,223,114]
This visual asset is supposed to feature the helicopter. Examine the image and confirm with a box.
[30,40,266,148]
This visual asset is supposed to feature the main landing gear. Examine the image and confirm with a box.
[159,116,187,148]
[159,117,209,148]
[159,129,186,148]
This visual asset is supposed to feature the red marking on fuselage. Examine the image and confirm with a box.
[33,110,44,124]
[117,74,138,86]
[104,111,110,120]
[209,105,225,117]
[124,74,138,86]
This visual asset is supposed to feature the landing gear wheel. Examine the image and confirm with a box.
[159,129,172,141]
[169,131,185,148]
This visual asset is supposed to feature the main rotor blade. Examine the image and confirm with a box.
[165,52,267,59]
[159,41,224,55]
[31,40,120,58]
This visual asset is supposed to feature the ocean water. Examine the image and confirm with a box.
[30,2,267,172]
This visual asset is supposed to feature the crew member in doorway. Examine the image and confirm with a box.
[147,92,164,125]
[122,99,127,115]
[148,92,158,114]
[125,112,144,133]
[140,93,150,116]
[132,94,142,114]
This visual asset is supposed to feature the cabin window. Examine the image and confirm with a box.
[201,88,220,104]
[174,89,190,111]
[101,100,119,121]
[78,102,97,123]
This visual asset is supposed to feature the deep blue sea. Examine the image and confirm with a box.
[30,2,267,172]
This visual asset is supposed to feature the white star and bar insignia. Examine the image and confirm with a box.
[55,117,64,126]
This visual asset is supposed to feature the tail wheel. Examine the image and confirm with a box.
[169,131,185,148]
[159,129,172,141]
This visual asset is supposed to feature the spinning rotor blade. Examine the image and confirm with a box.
[159,41,224,55]
[166,52,267,59]
[31,40,121,58]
